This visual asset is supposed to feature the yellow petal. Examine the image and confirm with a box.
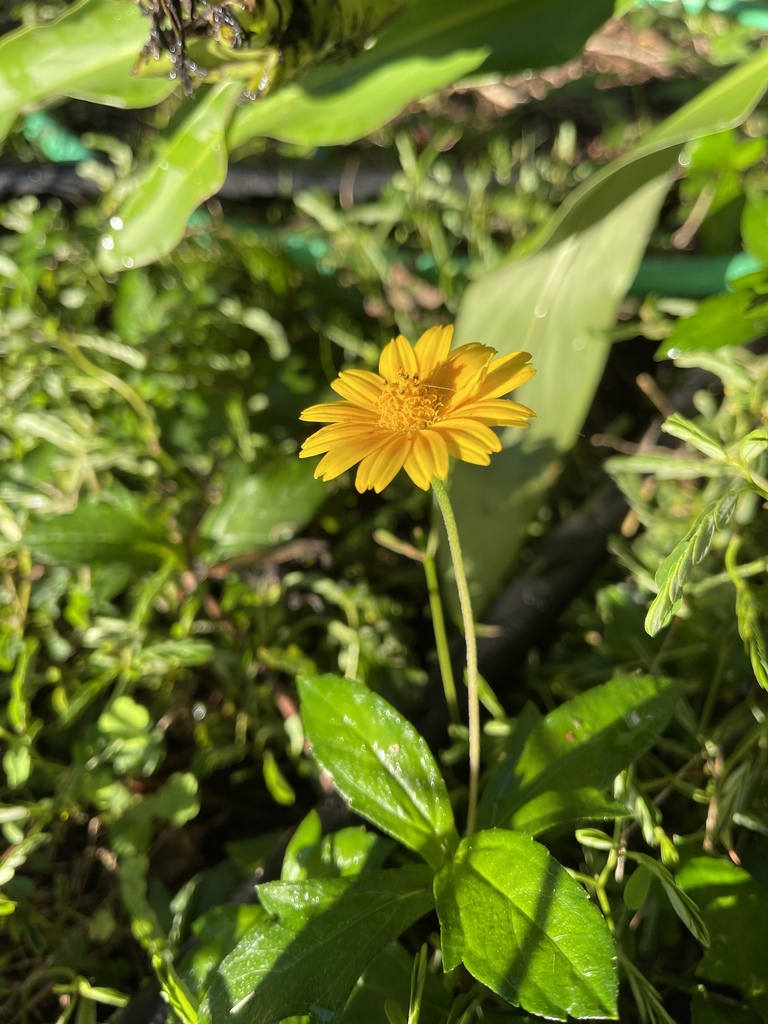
[474,352,536,400]
[331,369,384,407]
[379,334,418,381]
[414,325,453,381]
[456,397,535,426]
[300,422,377,457]
[312,433,390,481]
[403,429,449,489]
[300,401,378,424]
[430,343,494,401]
[355,434,411,493]
[431,417,501,464]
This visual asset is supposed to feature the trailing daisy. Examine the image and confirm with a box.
[299,324,536,836]
[299,324,535,493]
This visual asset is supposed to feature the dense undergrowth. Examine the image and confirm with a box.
[2,2,768,1023]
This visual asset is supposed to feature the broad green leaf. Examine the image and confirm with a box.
[99,81,241,273]
[200,866,434,1024]
[0,0,174,142]
[228,0,613,149]
[184,904,268,992]
[22,493,176,569]
[450,45,768,612]
[661,414,728,461]
[299,675,458,870]
[646,492,740,636]
[477,675,679,834]
[657,291,767,358]
[199,459,327,560]
[435,830,617,1020]
[678,857,768,1006]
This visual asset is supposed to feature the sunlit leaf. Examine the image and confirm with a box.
[0,0,174,142]
[200,866,434,1024]
[98,81,241,273]
[478,674,678,833]
[299,675,458,870]
[435,830,617,1020]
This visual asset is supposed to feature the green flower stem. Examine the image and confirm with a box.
[423,528,461,727]
[431,476,480,837]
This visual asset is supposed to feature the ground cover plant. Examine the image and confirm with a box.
[1,1,768,1022]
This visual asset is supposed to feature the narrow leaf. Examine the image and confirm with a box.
[228,0,613,149]
[477,675,679,834]
[99,81,241,273]
[661,414,728,461]
[435,830,617,1020]
[646,493,740,635]
[299,676,458,870]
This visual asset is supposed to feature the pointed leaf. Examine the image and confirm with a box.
[646,492,740,635]
[678,857,768,1000]
[435,830,617,1020]
[228,0,613,149]
[199,459,327,560]
[22,493,175,569]
[630,853,709,946]
[200,866,434,1024]
[0,0,174,142]
[299,676,458,870]
[477,674,679,833]
[98,81,241,273]
[661,414,728,461]
[450,45,768,612]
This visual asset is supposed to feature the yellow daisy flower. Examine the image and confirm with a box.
[299,325,536,493]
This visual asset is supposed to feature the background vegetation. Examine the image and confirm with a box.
[1,1,768,1022]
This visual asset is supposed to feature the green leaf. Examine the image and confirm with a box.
[645,492,740,636]
[477,675,679,834]
[281,810,391,881]
[605,453,725,481]
[199,866,434,1024]
[0,0,174,142]
[449,44,768,612]
[22,493,175,569]
[630,853,709,946]
[97,695,150,739]
[661,414,728,461]
[678,857,768,1004]
[299,675,458,871]
[435,830,617,1020]
[741,191,768,265]
[657,291,767,359]
[99,81,241,273]
[227,0,613,149]
[199,459,327,560]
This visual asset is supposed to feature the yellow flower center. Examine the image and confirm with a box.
[377,372,444,433]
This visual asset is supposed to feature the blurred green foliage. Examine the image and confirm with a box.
[1,0,768,1022]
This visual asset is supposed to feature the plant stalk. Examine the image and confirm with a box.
[431,477,479,836]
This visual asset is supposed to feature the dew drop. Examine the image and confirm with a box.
[101,236,115,251]
[533,303,548,319]
[109,216,123,230]
[121,257,134,269]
